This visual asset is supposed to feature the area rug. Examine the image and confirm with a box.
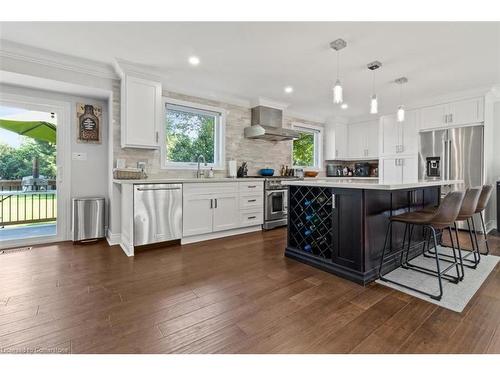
[376,246,499,312]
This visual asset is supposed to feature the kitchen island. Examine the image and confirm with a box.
[281,179,462,285]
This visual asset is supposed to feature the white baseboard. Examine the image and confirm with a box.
[106,229,121,246]
[181,225,262,245]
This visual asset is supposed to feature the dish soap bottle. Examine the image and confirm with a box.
[208,167,214,178]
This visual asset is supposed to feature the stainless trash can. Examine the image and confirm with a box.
[72,197,105,242]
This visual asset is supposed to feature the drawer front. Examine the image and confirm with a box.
[184,182,238,195]
[239,210,263,227]
[239,181,264,193]
[239,193,264,210]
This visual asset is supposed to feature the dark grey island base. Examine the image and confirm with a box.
[284,182,453,285]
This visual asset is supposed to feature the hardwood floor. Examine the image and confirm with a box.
[0,228,499,354]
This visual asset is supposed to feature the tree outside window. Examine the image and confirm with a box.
[293,131,315,167]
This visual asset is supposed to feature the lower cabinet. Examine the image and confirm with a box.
[212,193,239,232]
[182,181,264,239]
[182,194,214,236]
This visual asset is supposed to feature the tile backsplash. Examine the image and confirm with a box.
[113,86,325,178]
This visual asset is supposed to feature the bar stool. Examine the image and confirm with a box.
[378,191,465,301]
[475,185,493,255]
[424,187,482,276]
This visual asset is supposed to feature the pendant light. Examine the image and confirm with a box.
[395,77,408,122]
[330,39,347,104]
[367,61,382,114]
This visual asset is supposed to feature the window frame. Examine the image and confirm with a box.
[160,97,226,170]
[291,122,323,170]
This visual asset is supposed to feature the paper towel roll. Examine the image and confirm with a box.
[228,160,237,178]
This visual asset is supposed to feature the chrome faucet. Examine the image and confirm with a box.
[197,155,207,178]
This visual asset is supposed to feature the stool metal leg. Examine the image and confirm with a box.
[453,222,465,280]
[479,211,490,255]
[447,226,462,282]
[470,216,481,263]
[378,221,393,278]
[430,226,444,300]
[466,218,479,267]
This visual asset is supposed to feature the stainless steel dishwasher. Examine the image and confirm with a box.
[133,184,182,246]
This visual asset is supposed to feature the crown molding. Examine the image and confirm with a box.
[286,110,326,125]
[0,39,118,81]
[250,97,289,110]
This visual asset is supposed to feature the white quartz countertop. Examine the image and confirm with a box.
[281,179,463,190]
[113,177,264,184]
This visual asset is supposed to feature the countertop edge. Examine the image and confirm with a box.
[281,180,464,190]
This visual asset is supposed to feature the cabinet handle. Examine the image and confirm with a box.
[332,193,336,209]
[248,185,257,188]
[210,199,213,209]
[215,198,218,208]
[247,216,257,220]
[449,114,453,123]
[248,199,256,202]
[156,131,159,143]
[336,149,339,158]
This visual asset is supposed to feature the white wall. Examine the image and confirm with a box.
[0,83,109,228]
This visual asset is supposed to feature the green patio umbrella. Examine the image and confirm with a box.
[0,119,56,144]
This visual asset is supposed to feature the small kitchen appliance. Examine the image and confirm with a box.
[354,163,370,177]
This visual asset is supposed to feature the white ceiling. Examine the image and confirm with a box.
[1,22,499,121]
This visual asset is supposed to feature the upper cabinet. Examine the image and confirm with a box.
[379,109,418,157]
[121,75,162,149]
[324,122,348,160]
[347,120,379,159]
[419,97,484,131]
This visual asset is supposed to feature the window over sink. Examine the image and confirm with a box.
[161,98,225,169]
[292,123,323,170]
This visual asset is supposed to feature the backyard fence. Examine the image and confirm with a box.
[0,180,57,226]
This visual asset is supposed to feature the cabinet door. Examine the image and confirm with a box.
[335,123,348,159]
[122,75,162,149]
[420,104,447,130]
[380,115,399,156]
[348,123,365,159]
[401,109,418,154]
[213,193,239,232]
[380,157,402,184]
[323,123,336,160]
[401,155,418,183]
[364,120,379,158]
[332,188,363,271]
[183,194,214,236]
[448,98,484,126]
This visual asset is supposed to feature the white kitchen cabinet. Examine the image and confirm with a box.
[121,75,162,149]
[324,122,348,160]
[347,120,379,159]
[380,155,418,184]
[212,193,239,232]
[379,110,418,156]
[182,181,263,241]
[182,194,214,236]
[348,122,365,159]
[419,97,484,131]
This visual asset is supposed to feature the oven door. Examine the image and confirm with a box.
[265,189,287,221]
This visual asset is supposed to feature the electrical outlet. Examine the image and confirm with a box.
[72,152,87,161]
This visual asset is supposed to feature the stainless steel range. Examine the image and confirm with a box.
[261,176,301,230]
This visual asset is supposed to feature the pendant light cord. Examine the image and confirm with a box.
[336,51,340,80]
[372,70,375,95]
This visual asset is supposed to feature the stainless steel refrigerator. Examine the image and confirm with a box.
[419,125,484,228]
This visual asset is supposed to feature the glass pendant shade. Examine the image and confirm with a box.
[370,94,378,114]
[397,105,405,122]
[333,79,343,104]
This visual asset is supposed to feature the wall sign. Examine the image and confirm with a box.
[77,103,102,144]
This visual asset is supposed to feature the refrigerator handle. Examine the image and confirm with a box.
[442,138,448,180]
[448,140,452,181]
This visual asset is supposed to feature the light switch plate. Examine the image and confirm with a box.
[72,152,87,161]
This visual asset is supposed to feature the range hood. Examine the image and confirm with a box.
[244,106,300,141]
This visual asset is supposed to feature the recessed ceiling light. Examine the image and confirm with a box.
[188,56,200,66]
[341,103,348,109]
[284,86,293,94]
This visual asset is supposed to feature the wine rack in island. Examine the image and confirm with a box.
[287,185,333,260]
